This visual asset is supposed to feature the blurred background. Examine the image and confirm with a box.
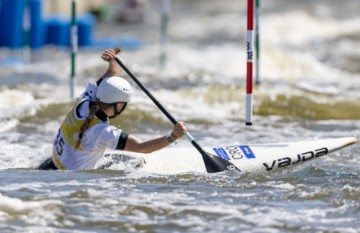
[0,1,359,232]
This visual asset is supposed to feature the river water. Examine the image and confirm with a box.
[0,0,359,232]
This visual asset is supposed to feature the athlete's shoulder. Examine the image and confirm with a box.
[92,123,120,136]
[86,124,122,149]
[79,82,98,101]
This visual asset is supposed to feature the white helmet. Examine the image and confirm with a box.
[96,77,132,103]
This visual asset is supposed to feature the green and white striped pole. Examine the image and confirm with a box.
[159,0,170,69]
[255,0,260,85]
[70,0,78,99]
[23,0,31,64]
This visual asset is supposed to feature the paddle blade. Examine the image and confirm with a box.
[202,152,241,173]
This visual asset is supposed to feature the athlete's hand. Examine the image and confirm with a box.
[171,121,187,140]
[101,49,117,62]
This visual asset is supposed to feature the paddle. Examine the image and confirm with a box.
[113,48,240,173]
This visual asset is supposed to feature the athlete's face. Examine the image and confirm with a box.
[109,102,127,119]
[116,102,126,110]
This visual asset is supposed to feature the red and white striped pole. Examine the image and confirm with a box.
[245,0,254,126]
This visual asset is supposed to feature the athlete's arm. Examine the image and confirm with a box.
[123,122,187,154]
[96,49,121,85]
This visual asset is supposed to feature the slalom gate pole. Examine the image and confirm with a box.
[23,0,31,64]
[245,0,254,126]
[70,0,78,99]
[159,0,170,69]
[255,0,260,85]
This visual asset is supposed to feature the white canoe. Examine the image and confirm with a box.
[100,137,357,175]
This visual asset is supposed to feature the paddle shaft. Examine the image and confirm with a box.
[113,54,240,173]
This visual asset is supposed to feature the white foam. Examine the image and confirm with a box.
[263,11,360,46]
[0,89,34,109]
[0,193,63,214]
[0,119,18,132]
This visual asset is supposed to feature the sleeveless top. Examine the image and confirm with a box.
[52,82,122,170]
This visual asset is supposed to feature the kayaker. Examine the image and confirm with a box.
[38,48,187,170]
